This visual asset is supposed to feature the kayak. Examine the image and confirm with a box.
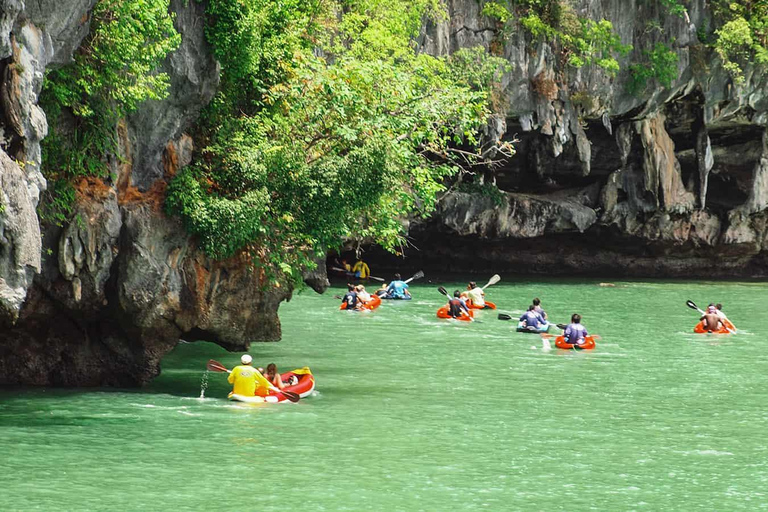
[468,300,497,310]
[229,367,315,403]
[436,305,474,321]
[340,294,382,311]
[381,295,412,300]
[516,321,551,333]
[555,335,596,350]
[693,319,735,334]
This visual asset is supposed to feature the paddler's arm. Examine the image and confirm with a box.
[254,368,281,393]
[227,368,236,384]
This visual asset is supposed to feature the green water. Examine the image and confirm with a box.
[2,279,767,510]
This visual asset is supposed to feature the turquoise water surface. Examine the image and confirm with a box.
[1,278,767,510]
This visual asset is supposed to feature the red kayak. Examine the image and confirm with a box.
[229,367,315,404]
[693,319,735,334]
[468,300,496,310]
[555,335,596,350]
[340,294,382,311]
[436,306,474,321]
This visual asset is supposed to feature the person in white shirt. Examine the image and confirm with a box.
[462,281,485,307]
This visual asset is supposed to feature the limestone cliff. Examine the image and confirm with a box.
[0,0,324,386]
[395,0,768,276]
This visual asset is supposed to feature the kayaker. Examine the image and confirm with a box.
[263,363,285,390]
[563,314,588,346]
[519,305,544,330]
[375,283,389,297]
[462,281,485,307]
[386,273,411,299]
[532,298,548,320]
[448,290,470,318]
[700,304,724,332]
[715,303,729,320]
[352,259,370,279]
[342,284,361,310]
[228,355,279,397]
[355,284,371,302]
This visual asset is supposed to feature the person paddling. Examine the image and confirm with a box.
[519,305,544,331]
[352,258,370,280]
[563,313,589,346]
[386,273,411,299]
[448,290,470,319]
[462,281,485,308]
[532,298,547,320]
[228,355,280,398]
[375,283,389,297]
[700,304,724,332]
[342,283,361,310]
[715,303,728,320]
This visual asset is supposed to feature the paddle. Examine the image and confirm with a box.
[540,333,601,340]
[437,286,473,321]
[330,267,385,282]
[497,313,565,330]
[206,359,300,403]
[482,274,501,289]
[686,300,735,333]
[404,270,425,284]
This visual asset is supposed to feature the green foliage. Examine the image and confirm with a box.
[660,0,687,17]
[627,42,680,95]
[482,1,512,24]
[38,0,181,223]
[167,0,511,284]
[515,1,631,75]
[711,1,768,83]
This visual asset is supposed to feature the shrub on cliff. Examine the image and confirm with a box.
[39,0,181,225]
[166,0,512,284]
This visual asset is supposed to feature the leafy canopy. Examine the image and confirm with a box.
[166,0,512,284]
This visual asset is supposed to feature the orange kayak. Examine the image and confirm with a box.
[555,335,596,350]
[468,300,496,310]
[693,319,735,334]
[436,306,474,321]
[340,294,382,311]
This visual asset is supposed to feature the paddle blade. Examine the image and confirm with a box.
[556,323,568,330]
[280,390,300,403]
[368,275,386,282]
[686,300,698,310]
[404,270,425,284]
[497,313,512,321]
[483,274,501,289]
[438,286,449,297]
[207,359,229,373]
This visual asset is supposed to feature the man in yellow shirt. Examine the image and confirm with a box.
[352,258,370,279]
[228,354,279,398]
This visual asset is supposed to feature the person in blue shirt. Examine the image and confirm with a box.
[532,298,547,320]
[563,314,589,345]
[519,305,544,330]
[385,273,411,299]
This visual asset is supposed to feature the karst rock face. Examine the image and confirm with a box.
[400,0,768,276]
[1,1,767,386]
[0,0,329,386]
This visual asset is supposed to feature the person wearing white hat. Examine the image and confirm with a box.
[228,354,278,398]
